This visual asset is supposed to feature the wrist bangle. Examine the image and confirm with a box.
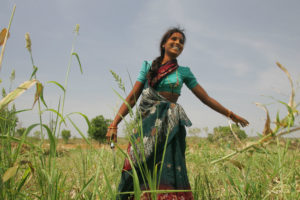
[227,111,233,118]
[108,126,118,129]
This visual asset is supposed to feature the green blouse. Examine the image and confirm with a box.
[137,61,198,94]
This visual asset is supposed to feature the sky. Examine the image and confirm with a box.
[1,0,299,138]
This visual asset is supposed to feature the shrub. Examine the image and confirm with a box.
[208,124,247,143]
[88,115,112,143]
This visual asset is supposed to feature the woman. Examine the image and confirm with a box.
[106,27,249,200]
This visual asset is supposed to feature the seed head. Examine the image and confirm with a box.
[74,24,80,34]
[25,32,32,52]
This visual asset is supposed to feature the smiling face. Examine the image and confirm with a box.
[163,32,185,61]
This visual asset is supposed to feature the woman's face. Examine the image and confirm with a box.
[163,32,184,59]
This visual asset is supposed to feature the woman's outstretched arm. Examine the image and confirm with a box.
[106,81,145,142]
[191,84,249,127]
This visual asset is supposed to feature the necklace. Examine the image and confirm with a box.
[166,70,179,94]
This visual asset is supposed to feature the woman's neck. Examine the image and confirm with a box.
[162,55,176,65]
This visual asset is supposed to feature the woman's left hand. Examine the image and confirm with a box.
[230,113,249,127]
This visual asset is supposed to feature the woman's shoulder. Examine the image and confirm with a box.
[141,60,152,70]
[178,65,193,74]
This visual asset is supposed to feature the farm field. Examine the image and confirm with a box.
[2,137,299,199]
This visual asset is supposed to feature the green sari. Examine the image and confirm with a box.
[118,87,194,200]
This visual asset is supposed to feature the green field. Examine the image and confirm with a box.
[1,137,299,199]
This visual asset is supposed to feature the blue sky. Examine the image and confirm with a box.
[1,0,299,137]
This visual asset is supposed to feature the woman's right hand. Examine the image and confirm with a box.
[229,113,249,127]
[106,126,118,143]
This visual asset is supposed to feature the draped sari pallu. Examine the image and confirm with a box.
[118,87,194,200]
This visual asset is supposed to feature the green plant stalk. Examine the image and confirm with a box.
[27,48,44,144]
[58,27,79,136]
[211,125,300,165]
[92,148,105,199]
[211,133,274,164]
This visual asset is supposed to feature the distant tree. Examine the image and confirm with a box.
[88,115,112,143]
[61,129,71,144]
[208,124,247,143]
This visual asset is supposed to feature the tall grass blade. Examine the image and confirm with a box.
[30,65,38,80]
[116,145,142,199]
[72,52,83,74]
[16,166,32,192]
[100,164,115,199]
[66,112,91,129]
[42,124,56,157]
[74,176,94,200]
[92,149,104,199]
[47,81,66,92]
[43,108,66,126]
[67,116,90,145]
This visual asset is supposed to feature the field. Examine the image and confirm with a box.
[2,137,299,199]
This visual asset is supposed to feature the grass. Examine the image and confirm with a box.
[2,137,298,199]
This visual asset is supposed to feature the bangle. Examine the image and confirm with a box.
[227,111,233,118]
[108,126,118,129]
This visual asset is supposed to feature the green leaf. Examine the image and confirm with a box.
[66,112,91,130]
[72,52,83,74]
[13,108,32,114]
[100,162,115,199]
[42,124,56,158]
[42,108,66,126]
[2,165,19,182]
[276,111,280,125]
[17,166,31,192]
[47,81,66,93]
[278,100,295,127]
[30,65,38,80]
[67,116,90,145]
[75,176,94,199]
